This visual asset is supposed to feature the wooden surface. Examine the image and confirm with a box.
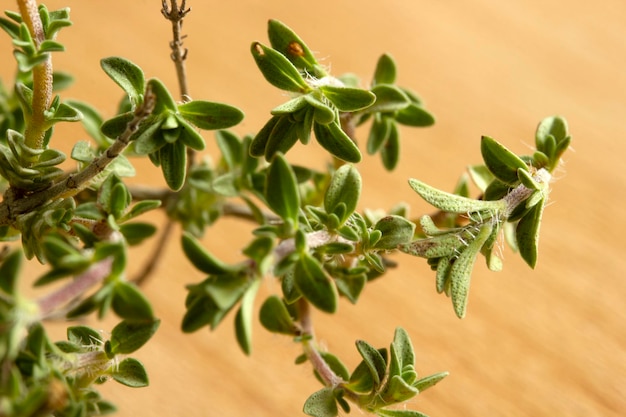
[2,1,625,416]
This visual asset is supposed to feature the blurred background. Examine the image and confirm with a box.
[1,0,625,416]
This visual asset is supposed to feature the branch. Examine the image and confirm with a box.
[37,257,113,319]
[0,86,156,226]
[161,0,191,100]
[17,0,53,159]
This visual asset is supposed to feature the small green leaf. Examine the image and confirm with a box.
[303,387,338,417]
[250,115,280,157]
[324,164,361,225]
[408,178,506,214]
[111,281,154,322]
[380,123,400,170]
[267,19,322,76]
[0,249,22,295]
[271,95,309,115]
[355,340,387,388]
[481,136,528,185]
[373,54,397,85]
[100,57,145,106]
[412,371,449,392]
[178,100,244,131]
[319,85,376,112]
[373,216,416,250]
[266,153,300,222]
[112,358,149,387]
[304,94,336,125]
[216,130,243,169]
[67,325,103,346]
[449,223,493,318]
[259,295,298,335]
[395,104,434,127]
[181,232,236,275]
[119,222,156,246]
[369,85,410,113]
[159,140,186,190]
[313,121,361,163]
[264,115,299,159]
[235,279,261,355]
[109,319,160,355]
[294,253,338,313]
[251,42,311,93]
[376,409,429,417]
[391,327,415,370]
[367,114,392,154]
[516,197,545,268]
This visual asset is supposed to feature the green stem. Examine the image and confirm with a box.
[17,0,53,160]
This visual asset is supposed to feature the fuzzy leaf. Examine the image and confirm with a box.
[67,325,103,346]
[380,122,400,170]
[0,249,22,296]
[516,197,545,268]
[373,216,415,250]
[303,387,338,417]
[181,232,235,274]
[373,54,397,85]
[259,295,298,335]
[294,253,338,313]
[235,279,260,355]
[267,19,322,76]
[319,85,376,112]
[408,178,506,214]
[481,136,528,185]
[449,223,493,318]
[108,319,160,355]
[112,358,149,387]
[324,164,361,225]
[177,100,243,131]
[369,84,410,113]
[266,153,300,222]
[111,281,154,322]
[251,42,311,93]
[313,121,361,163]
[100,57,145,106]
[355,340,387,388]
[395,104,434,127]
[159,140,186,190]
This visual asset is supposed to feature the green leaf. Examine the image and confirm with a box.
[119,222,156,245]
[259,295,298,335]
[380,122,400,170]
[100,57,145,106]
[369,85,410,113]
[355,340,387,388]
[449,223,493,318]
[181,232,236,274]
[294,253,338,313]
[318,352,350,382]
[392,327,415,370]
[159,140,186,190]
[319,85,376,112]
[408,178,507,214]
[515,197,545,268]
[412,371,448,392]
[303,387,338,417]
[480,136,528,185]
[367,114,392,154]
[251,42,311,93]
[122,200,161,221]
[146,78,177,113]
[0,249,22,295]
[108,319,160,355]
[376,409,429,417]
[395,104,434,127]
[264,115,299,158]
[175,116,206,151]
[67,325,103,346]
[266,153,300,222]
[111,281,154,322]
[250,115,280,157]
[313,121,361,163]
[373,54,397,85]
[177,100,244,131]
[47,102,82,123]
[373,215,415,250]
[235,279,261,355]
[112,358,149,387]
[216,130,243,169]
[324,164,361,225]
[271,95,309,115]
[304,94,336,125]
[267,19,322,76]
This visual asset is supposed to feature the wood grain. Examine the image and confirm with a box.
[2,1,624,416]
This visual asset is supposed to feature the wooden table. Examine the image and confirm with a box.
[1,1,624,416]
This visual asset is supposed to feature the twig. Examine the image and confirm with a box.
[0,86,156,226]
[37,257,113,319]
[17,0,53,161]
[161,0,191,100]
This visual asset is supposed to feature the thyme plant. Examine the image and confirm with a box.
[0,1,571,416]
